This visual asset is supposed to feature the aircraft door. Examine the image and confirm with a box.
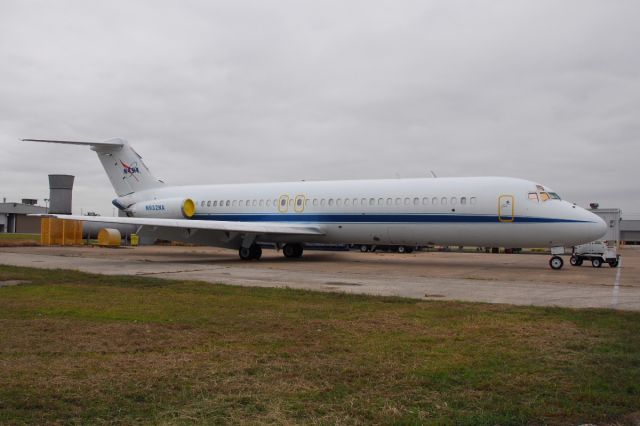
[498,195,515,222]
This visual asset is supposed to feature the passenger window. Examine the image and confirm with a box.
[297,198,304,207]
[232,200,237,207]
[451,197,457,205]
[378,198,384,206]
[404,198,410,205]
[441,197,447,205]
[344,198,350,206]
[470,197,477,205]
[395,198,401,206]
[432,197,438,205]
[207,200,211,207]
[259,200,264,207]
[213,201,218,207]
[220,200,224,206]
[460,197,466,205]
[289,199,294,207]
[280,198,287,207]
[353,198,358,206]
[423,197,429,205]
[413,197,419,206]
[328,199,334,206]
[313,199,318,206]
[528,192,539,201]
[386,198,392,205]
[336,199,342,206]
[320,199,326,206]
[266,199,271,207]
[239,200,244,207]
[361,198,367,205]
[369,198,375,206]
[226,200,230,207]
[201,201,205,207]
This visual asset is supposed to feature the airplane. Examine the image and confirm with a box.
[24,138,607,269]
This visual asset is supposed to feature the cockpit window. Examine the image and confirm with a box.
[539,192,550,201]
[548,192,561,200]
[528,192,539,201]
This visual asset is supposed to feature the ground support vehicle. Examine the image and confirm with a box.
[570,241,619,268]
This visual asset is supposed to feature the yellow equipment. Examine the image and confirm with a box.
[40,217,83,246]
[130,233,139,246]
[97,228,122,247]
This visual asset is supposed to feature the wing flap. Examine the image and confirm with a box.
[36,214,325,236]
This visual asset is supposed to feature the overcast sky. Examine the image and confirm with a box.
[1,0,638,216]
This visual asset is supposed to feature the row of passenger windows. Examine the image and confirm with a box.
[198,196,478,209]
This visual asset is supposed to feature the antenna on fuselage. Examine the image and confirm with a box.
[430,170,437,178]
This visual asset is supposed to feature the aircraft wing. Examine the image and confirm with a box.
[40,214,325,236]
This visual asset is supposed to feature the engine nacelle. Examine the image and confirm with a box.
[128,198,196,219]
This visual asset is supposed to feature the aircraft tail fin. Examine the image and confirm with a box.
[23,138,164,196]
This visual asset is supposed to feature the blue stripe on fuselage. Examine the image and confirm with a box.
[191,213,592,224]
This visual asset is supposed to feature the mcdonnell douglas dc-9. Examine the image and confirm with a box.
[24,138,607,269]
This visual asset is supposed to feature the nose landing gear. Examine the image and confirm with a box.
[549,256,564,270]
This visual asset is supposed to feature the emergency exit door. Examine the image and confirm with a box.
[498,195,515,222]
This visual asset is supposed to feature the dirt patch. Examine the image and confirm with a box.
[0,280,30,287]
[0,241,39,247]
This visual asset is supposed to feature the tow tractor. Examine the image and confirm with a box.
[570,241,620,268]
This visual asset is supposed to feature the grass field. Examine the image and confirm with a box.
[0,233,39,247]
[0,265,639,425]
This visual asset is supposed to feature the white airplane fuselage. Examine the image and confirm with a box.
[24,138,607,267]
[115,176,606,249]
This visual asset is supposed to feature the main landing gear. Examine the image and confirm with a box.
[283,243,304,258]
[239,244,262,261]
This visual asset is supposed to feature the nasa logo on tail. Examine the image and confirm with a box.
[118,159,140,181]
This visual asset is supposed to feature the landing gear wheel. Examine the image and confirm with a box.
[239,244,262,261]
[591,258,603,268]
[283,243,303,258]
[239,247,252,261]
[397,246,406,253]
[549,256,564,270]
[569,256,582,266]
[360,245,369,253]
[250,244,262,260]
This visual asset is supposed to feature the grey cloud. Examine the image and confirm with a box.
[1,0,638,216]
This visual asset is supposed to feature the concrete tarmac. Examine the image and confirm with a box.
[1,245,639,311]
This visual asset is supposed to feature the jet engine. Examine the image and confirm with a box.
[128,198,196,219]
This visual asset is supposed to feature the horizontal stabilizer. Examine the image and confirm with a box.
[22,138,124,149]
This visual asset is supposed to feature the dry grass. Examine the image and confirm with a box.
[0,233,40,247]
[0,265,639,425]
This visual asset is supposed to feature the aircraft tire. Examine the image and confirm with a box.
[239,247,253,261]
[549,256,564,270]
[569,256,582,266]
[360,245,369,252]
[250,245,262,260]
[283,243,303,258]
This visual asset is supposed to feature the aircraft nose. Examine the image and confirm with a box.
[588,211,608,241]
